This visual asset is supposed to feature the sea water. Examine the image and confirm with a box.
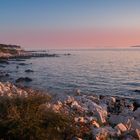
[2,48,140,98]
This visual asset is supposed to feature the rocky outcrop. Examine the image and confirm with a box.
[0,82,139,139]
[0,82,28,97]
[44,93,140,139]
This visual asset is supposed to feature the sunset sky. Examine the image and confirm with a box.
[0,0,140,49]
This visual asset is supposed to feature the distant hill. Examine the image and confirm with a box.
[131,45,140,48]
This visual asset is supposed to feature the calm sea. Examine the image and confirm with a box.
[2,48,140,98]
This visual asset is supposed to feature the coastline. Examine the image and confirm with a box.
[0,44,140,139]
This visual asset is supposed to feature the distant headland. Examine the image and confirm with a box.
[130,45,140,48]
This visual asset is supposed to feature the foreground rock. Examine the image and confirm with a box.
[45,94,140,139]
[0,82,28,97]
[0,82,139,140]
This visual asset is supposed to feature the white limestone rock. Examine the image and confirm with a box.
[92,126,117,140]
[0,82,28,97]
[109,114,134,128]
[131,120,140,130]
[115,123,127,133]
[133,108,140,121]
[77,96,108,124]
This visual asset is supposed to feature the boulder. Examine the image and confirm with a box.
[92,127,117,140]
[76,97,107,124]
[122,135,137,140]
[87,96,99,104]
[113,98,126,113]
[18,63,28,66]
[52,102,63,112]
[16,77,32,83]
[101,96,116,105]
[95,108,107,124]
[109,114,134,128]
[133,108,140,120]
[115,123,127,133]
[0,65,5,68]
[133,99,140,110]
[74,117,85,123]
[129,129,140,140]
[65,96,75,104]
[25,69,34,73]
[74,89,81,96]
[0,59,9,64]
[123,100,135,112]
[0,82,28,97]
[70,101,84,113]
[134,89,140,93]
[91,120,100,128]
[92,127,109,140]
[131,120,140,130]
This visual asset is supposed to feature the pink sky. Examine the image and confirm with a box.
[1,1,140,49]
[1,28,140,49]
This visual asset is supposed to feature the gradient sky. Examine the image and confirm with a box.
[0,0,140,49]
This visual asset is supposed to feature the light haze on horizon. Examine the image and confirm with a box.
[0,0,140,49]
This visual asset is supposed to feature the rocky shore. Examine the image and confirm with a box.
[0,43,72,84]
[0,82,139,140]
[0,44,139,139]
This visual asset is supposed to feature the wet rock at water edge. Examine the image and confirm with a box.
[74,89,81,96]
[0,65,5,68]
[0,71,10,77]
[0,59,9,64]
[25,69,34,73]
[16,77,33,83]
[134,89,140,93]
[18,63,28,66]
[12,59,26,61]
[133,99,140,110]
[5,73,10,77]
[64,53,71,56]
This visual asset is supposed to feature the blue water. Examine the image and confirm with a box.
[2,48,140,98]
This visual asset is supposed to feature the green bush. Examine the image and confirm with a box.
[0,94,74,140]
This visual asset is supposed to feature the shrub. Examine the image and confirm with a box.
[0,94,74,140]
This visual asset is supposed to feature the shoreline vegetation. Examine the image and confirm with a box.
[0,44,140,139]
[0,82,140,140]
